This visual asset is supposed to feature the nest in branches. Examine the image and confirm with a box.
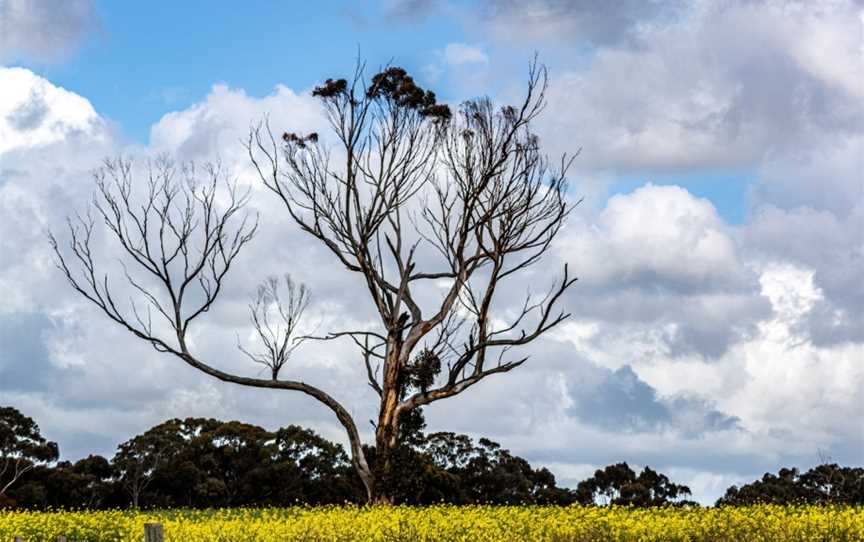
[404,349,442,393]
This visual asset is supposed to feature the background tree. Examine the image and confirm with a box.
[111,417,361,509]
[717,465,864,506]
[23,404,862,510]
[575,462,693,507]
[112,418,191,509]
[2,404,586,509]
[0,406,59,504]
[51,59,577,504]
[799,464,864,505]
[262,424,360,505]
[455,437,571,505]
[21,455,120,510]
[377,407,577,505]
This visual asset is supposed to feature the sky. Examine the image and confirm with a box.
[0,0,862,504]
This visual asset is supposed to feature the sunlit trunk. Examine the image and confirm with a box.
[368,339,404,505]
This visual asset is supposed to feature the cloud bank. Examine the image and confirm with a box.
[0,0,99,63]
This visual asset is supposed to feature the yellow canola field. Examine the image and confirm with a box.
[1,505,862,542]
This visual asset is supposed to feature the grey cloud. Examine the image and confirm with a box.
[803,244,863,346]
[748,136,862,263]
[0,0,100,63]
[423,338,740,442]
[530,1,864,172]
[805,297,864,346]
[0,312,56,391]
[478,0,683,46]
[563,288,770,359]
[58,431,116,462]
[382,0,440,21]
[744,203,864,346]
[423,340,844,505]
[568,364,739,435]
[555,186,772,359]
[661,304,767,359]
[6,90,49,131]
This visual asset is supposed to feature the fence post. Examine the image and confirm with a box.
[56,537,67,542]
[144,523,164,542]
[14,537,22,542]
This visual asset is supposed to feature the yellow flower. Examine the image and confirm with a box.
[0,504,862,541]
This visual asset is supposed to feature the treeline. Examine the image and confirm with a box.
[2,406,862,509]
[718,464,864,506]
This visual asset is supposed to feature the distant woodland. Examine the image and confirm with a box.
[2,406,861,510]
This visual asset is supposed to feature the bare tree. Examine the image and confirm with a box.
[248,60,578,502]
[52,60,578,504]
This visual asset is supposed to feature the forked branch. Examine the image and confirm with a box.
[238,274,311,380]
[48,157,375,498]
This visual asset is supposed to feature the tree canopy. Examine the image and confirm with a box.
[574,462,694,507]
[0,406,59,506]
[717,465,864,506]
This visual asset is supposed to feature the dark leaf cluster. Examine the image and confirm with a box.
[311,78,348,99]
[366,67,451,121]
[281,132,319,148]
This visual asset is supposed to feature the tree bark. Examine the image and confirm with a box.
[368,338,403,504]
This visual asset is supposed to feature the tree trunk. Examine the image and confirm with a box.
[371,399,400,504]
[369,432,397,505]
[370,486,394,506]
[368,340,404,505]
